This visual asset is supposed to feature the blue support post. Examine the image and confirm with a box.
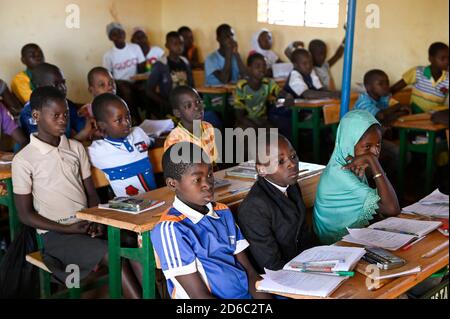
[340,0,357,118]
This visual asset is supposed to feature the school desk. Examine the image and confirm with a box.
[393,113,448,197]
[291,92,359,163]
[0,152,19,241]
[196,86,231,126]
[76,166,323,299]
[130,73,150,82]
[256,214,449,299]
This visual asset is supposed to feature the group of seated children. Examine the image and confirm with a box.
[3,20,448,299]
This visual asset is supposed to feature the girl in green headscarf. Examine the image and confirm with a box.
[313,110,400,244]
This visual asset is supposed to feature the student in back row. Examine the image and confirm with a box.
[147,31,194,118]
[205,24,247,86]
[391,42,449,113]
[178,26,203,69]
[12,87,141,298]
[233,53,280,130]
[11,43,45,105]
[151,142,272,299]
[131,27,165,73]
[103,22,146,123]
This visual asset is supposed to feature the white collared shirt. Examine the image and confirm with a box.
[172,196,219,224]
[264,178,289,194]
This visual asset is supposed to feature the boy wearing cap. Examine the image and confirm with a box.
[103,22,147,124]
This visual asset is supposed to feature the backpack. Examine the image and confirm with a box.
[0,226,39,298]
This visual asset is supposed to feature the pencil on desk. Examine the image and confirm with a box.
[401,236,426,251]
[421,240,449,258]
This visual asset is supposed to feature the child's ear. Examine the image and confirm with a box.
[256,164,267,177]
[32,109,40,123]
[88,86,94,96]
[166,177,177,191]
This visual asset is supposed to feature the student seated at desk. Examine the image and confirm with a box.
[354,70,410,125]
[354,69,410,178]
[12,87,141,298]
[164,86,218,165]
[178,26,203,70]
[147,31,194,118]
[284,49,340,100]
[151,142,272,299]
[0,101,27,149]
[308,38,345,91]
[204,24,247,86]
[390,42,449,113]
[0,78,22,118]
[233,53,281,130]
[88,93,157,197]
[78,66,118,142]
[131,27,165,73]
[249,29,282,76]
[11,43,45,105]
[313,110,400,245]
[19,63,90,143]
[237,133,314,273]
[103,22,147,124]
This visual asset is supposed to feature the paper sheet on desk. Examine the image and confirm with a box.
[139,119,174,137]
[368,217,442,237]
[402,189,449,218]
[342,228,416,251]
[258,269,347,298]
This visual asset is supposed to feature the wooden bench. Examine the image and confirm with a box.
[26,251,51,273]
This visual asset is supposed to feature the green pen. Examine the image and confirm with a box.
[300,270,355,277]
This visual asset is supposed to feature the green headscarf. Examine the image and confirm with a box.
[313,110,381,244]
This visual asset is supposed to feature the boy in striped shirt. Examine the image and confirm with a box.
[391,42,449,113]
[151,142,272,299]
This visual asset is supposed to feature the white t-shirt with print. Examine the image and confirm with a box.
[103,43,146,81]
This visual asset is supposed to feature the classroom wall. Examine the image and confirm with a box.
[0,0,448,102]
[0,0,162,103]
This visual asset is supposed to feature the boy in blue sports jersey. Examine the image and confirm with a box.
[151,142,272,299]
[88,93,157,197]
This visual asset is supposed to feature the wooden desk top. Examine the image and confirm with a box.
[259,215,449,299]
[393,115,448,131]
[0,152,13,180]
[293,92,359,108]
[76,168,323,234]
[196,86,230,94]
[130,73,150,82]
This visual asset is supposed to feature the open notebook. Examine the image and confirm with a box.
[342,228,417,251]
[284,245,365,272]
[257,269,347,298]
[402,189,449,218]
[368,217,442,237]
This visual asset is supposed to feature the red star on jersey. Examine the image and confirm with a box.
[125,185,139,196]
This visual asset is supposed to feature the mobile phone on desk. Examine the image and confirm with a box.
[363,247,406,270]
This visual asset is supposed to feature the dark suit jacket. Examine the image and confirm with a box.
[237,177,314,273]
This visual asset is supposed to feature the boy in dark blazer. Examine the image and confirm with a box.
[237,133,314,273]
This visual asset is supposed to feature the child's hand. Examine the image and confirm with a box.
[87,223,105,238]
[65,221,90,234]
[343,154,375,178]
[232,40,239,54]
[292,41,304,49]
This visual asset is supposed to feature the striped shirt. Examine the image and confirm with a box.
[88,127,156,197]
[403,66,449,112]
[234,78,280,119]
[151,197,251,299]
[164,121,218,163]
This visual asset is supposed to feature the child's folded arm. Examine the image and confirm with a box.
[175,272,216,299]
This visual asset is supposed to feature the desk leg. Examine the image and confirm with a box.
[312,108,321,163]
[291,109,299,151]
[141,231,155,299]
[397,128,407,199]
[108,226,122,299]
[425,131,437,194]
[5,178,19,241]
